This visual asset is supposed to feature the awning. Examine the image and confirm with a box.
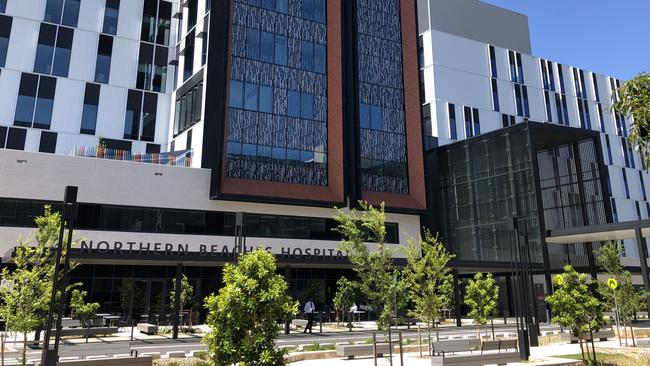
[546,219,650,244]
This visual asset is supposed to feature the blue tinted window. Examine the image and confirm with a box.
[259,86,273,113]
[44,0,64,24]
[258,145,272,157]
[274,35,287,65]
[244,82,258,110]
[260,31,274,63]
[301,41,313,71]
[448,104,457,140]
[0,15,11,67]
[34,43,54,74]
[359,104,371,128]
[52,27,73,77]
[227,142,242,156]
[300,93,313,119]
[61,0,80,27]
[276,0,288,13]
[0,0,6,13]
[287,149,300,160]
[242,143,256,156]
[81,104,98,134]
[288,91,300,117]
[314,44,325,74]
[314,0,325,23]
[302,0,313,20]
[95,35,113,83]
[103,0,120,35]
[246,28,260,60]
[33,76,56,129]
[123,90,142,140]
[272,147,285,159]
[15,95,35,127]
[229,80,244,108]
[370,105,382,130]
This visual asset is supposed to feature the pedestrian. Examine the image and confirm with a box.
[303,299,315,334]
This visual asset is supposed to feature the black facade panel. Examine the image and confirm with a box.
[6,127,26,150]
[38,131,57,153]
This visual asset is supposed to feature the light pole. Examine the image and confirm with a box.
[42,186,78,366]
[508,217,530,361]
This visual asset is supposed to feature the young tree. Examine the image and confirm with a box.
[612,72,650,166]
[203,248,298,366]
[70,289,100,343]
[334,201,396,329]
[546,265,607,364]
[332,277,355,325]
[402,231,454,338]
[464,272,499,340]
[0,206,77,365]
[169,274,195,330]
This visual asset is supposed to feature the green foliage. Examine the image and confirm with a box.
[70,289,100,326]
[464,272,499,338]
[546,265,607,363]
[0,206,79,365]
[334,201,396,329]
[332,277,356,312]
[203,248,298,366]
[118,279,144,315]
[170,274,195,311]
[402,231,454,325]
[612,72,650,166]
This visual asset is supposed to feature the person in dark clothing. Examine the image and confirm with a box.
[303,299,315,334]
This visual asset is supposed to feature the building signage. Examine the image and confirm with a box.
[78,240,346,261]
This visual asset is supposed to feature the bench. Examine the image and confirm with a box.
[57,356,153,366]
[55,327,119,337]
[57,341,134,359]
[336,343,391,359]
[291,319,308,330]
[61,318,82,328]
[570,329,615,343]
[137,323,158,335]
[431,339,519,366]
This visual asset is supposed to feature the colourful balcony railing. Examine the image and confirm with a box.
[69,146,193,167]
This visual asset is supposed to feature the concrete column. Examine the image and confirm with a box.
[634,228,650,316]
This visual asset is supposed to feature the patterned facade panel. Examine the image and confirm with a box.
[356,0,408,194]
[225,0,329,187]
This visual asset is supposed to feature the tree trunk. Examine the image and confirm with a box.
[21,332,26,366]
[577,334,585,362]
[589,327,597,364]
[490,320,495,340]
[623,317,629,347]
[629,319,636,347]
[476,324,480,340]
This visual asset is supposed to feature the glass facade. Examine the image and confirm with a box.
[356,0,408,194]
[224,0,328,186]
[435,125,542,264]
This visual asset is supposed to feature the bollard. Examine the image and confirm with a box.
[372,333,377,366]
[284,319,290,335]
[319,311,323,333]
[418,325,422,358]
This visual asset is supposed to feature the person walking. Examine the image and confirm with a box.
[303,299,316,334]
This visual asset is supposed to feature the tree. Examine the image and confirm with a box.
[203,248,298,366]
[546,266,607,364]
[612,72,650,166]
[334,201,396,329]
[332,277,356,324]
[402,231,454,335]
[170,274,195,329]
[70,289,100,343]
[464,272,499,340]
[0,206,77,365]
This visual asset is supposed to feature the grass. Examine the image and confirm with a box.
[300,342,336,352]
[559,352,650,366]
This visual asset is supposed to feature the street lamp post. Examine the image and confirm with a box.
[42,186,78,366]
[508,217,530,361]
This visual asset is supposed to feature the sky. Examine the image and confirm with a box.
[480,0,650,80]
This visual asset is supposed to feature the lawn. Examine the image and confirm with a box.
[560,351,650,366]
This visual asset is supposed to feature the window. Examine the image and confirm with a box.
[516,53,524,83]
[554,94,564,125]
[448,103,456,139]
[186,0,197,31]
[94,35,113,83]
[463,107,479,138]
[153,46,168,92]
[141,0,157,43]
[491,78,499,111]
[623,169,630,199]
[301,0,325,23]
[5,127,26,150]
[260,31,274,63]
[514,84,523,117]
[557,64,566,94]
[124,90,143,140]
[0,14,10,67]
[173,80,203,136]
[522,85,529,117]
[137,43,154,90]
[488,45,497,78]
[605,135,612,164]
[596,103,605,133]
[140,92,157,141]
[102,0,120,35]
[80,83,100,135]
[640,172,647,201]
[501,114,515,127]
[183,30,195,81]
[14,73,56,129]
[544,91,552,122]
[274,35,287,65]
[0,0,5,13]
[156,1,171,45]
[228,80,243,109]
[44,0,80,27]
[611,198,618,223]
[35,24,74,77]
[0,126,5,148]
[592,73,600,102]
[39,131,57,153]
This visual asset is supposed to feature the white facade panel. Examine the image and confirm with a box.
[24,128,40,152]
[431,30,487,76]
[0,69,20,126]
[433,65,491,111]
[117,0,144,41]
[55,132,99,155]
[50,78,84,134]
[155,93,171,144]
[68,30,99,83]
[95,85,127,139]
[109,37,138,89]
[77,0,103,33]
[5,18,38,73]
[5,0,45,21]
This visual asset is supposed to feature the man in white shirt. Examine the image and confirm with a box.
[303,299,316,334]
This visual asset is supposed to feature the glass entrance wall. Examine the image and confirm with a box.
[433,124,543,264]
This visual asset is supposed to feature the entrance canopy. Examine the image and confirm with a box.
[546,219,650,244]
